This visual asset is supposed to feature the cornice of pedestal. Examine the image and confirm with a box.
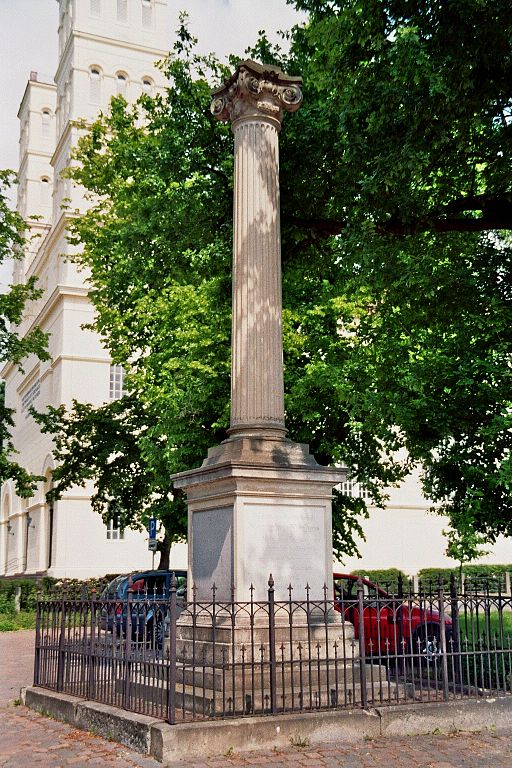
[211,59,303,129]
[171,437,348,497]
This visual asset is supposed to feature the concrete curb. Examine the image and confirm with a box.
[23,687,512,764]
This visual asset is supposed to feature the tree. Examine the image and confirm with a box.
[0,170,49,495]
[278,0,512,543]
[40,2,512,560]
[443,512,490,588]
[34,396,187,568]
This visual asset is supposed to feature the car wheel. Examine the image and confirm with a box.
[413,626,442,660]
[146,616,165,651]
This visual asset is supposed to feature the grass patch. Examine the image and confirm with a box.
[0,611,36,632]
[458,609,512,642]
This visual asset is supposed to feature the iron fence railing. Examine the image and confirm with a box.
[34,576,512,724]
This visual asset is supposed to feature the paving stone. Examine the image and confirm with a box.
[2,630,512,767]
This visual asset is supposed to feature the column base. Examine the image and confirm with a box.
[165,612,390,717]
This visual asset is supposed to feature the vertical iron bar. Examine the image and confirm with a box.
[33,590,41,686]
[56,587,66,692]
[167,572,177,724]
[357,579,368,709]
[438,582,449,701]
[268,575,277,715]
[123,576,133,710]
[88,590,96,700]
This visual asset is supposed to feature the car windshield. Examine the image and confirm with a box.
[101,571,187,600]
[101,575,127,599]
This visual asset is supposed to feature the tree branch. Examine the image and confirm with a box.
[283,195,512,237]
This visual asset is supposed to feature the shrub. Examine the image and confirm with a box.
[350,568,409,594]
[417,565,512,592]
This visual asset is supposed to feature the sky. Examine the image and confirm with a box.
[0,0,305,287]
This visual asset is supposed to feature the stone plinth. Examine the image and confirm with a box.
[172,436,346,603]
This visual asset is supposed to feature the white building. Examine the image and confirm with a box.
[1,0,186,579]
[0,0,510,581]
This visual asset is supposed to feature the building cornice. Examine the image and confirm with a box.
[19,149,55,166]
[25,210,78,280]
[51,121,73,168]
[1,284,90,381]
[55,29,168,83]
[17,80,57,119]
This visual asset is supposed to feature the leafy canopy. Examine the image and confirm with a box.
[39,1,512,559]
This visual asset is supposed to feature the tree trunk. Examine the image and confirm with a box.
[157,532,171,570]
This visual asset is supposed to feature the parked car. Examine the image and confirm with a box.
[333,573,452,657]
[100,569,187,647]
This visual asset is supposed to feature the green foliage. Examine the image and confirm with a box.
[417,565,512,592]
[40,3,512,557]
[34,396,188,548]
[0,171,49,496]
[350,568,408,594]
[0,578,39,613]
[0,611,36,632]
[443,511,491,577]
[279,0,512,543]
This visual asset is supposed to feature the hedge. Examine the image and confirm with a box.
[417,565,512,592]
[350,568,408,594]
[0,574,121,615]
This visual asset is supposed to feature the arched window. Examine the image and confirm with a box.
[141,0,152,27]
[90,0,101,17]
[116,72,128,96]
[89,67,101,103]
[141,77,153,95]
[40,177,51,205]
[42,109,52,138]
[117,0,128,22]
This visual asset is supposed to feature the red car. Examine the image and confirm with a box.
[333,573,452,656]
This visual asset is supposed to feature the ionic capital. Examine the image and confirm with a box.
[211,59,303,129]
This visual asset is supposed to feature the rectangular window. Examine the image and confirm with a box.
[117,0,128,22]
[142,0,152,27]
[109,364,126,399]
[42,111,51,139]
[341,479,371,500]
[89,72,101,104]
[90,0,101,16]
[21,380,40,415]
[106,518,125,540]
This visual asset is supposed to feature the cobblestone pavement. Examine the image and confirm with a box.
[1,630,512,767]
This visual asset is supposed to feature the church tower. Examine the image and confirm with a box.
[0,0,171,579]
[14,72,56,283]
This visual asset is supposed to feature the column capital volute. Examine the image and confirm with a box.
[211,59,303,128]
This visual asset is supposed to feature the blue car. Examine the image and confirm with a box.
[100,569,187,647]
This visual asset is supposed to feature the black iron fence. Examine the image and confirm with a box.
[34,575,512,724]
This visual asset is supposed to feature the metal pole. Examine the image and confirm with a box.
[357,579,368,709]
[123,576,133,710]
[268,575,277,714]
[33,588,41,686]
[56,586,67,692]
[167,572,177,724]
[438,581,449,701]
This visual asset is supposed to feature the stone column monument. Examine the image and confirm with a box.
[172,61,347,604]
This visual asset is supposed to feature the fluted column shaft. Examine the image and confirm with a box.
[211,60,303,439]
[230,115,284,436]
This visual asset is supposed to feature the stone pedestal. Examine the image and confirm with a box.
[173,436,346,603]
